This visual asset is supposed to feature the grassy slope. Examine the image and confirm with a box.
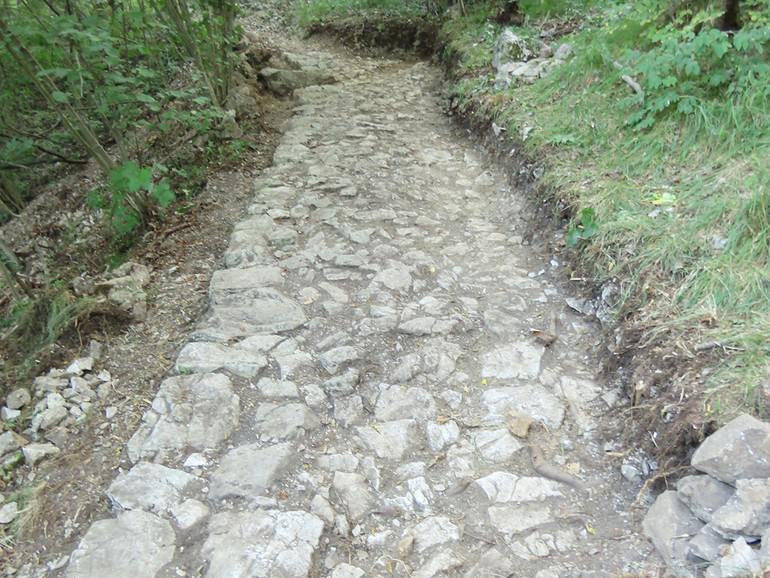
[440,3,769,429]
[303,0,769,462]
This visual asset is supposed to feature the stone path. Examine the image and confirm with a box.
[61,45,665,577]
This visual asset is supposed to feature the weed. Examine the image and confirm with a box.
[566,208,599,247]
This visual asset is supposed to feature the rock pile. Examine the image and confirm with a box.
[643,413,770,577]
[0,341,114,527]
[73,260,151,321]
[492,28,572,89]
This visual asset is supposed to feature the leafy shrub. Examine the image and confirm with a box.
[609,0,770,127]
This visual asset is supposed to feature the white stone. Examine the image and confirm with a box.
[66,510,175,578]
[202,510,323,578]
[481,342,543,380]
[22,442,61,466]
[410,516,461,553]
[171,499,210,530]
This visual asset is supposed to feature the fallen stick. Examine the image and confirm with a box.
[613,61,644,97]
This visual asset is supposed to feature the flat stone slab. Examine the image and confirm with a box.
[488,503,554,535]
[108,462,202,515]
[223,215,274,267]
[254,403,320,441]
[482,386,565,428]
[175,341,268,378]
[476,472,563,503]
[202,509,324,577]
[127,373,240,463]
[333,471,372,520]
[210,266,284,294]
[481,342,544,380]
[210,442,294,500]
[66,510,175,578]
[356,419,417,459]
[374,385,436,422]
[410,516,461,553]
[193,287,306,341]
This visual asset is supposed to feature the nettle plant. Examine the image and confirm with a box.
[612,0,770,128]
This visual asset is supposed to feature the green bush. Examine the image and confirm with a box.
[607,0,770,127]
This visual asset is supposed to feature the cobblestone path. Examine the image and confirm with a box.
[62,45,664,577]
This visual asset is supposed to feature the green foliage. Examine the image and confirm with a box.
[90,162,174,234]
[565,208,598,247]
[295,0,426,24]
[518,0,601,19]
[607,0,770,127]
[0,0,236,221]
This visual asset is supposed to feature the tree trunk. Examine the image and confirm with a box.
[721,0,740,30]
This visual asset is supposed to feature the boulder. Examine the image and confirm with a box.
[492,29,535,71]
[677,475,735,523]
[710,478,770,539]
[642,491,704,576]
[691,414,770,484]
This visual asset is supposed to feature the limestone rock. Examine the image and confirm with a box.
[171,499,210,531]
[209,442,293,500]
[488,503,553,535]
[688,524,730,563]
[195,287,307,341]
[22,442,61,466]
[481,342,544,380]
[374,385,436,422]
[356,420,416,459]
[320,346,360,375]
[642,491,704,576]
[331,563,366,578]
[719,536,762,577]
[482,386,565,428]
[254,402,320,441]
[66,510,175,578]
[476,472,563,503]
[691,413,770,484]
[107,462,201,514]
[202,509,324,577]
[0,501,19,524]
[258,67,336,96]
[677,475,735,523]
[126,373,239,463]
[333,471,372,520]
[30,405,68,432]
[210,266,284,292]
[472,429,522,462]
[0,431,28,457]
[175,341,268,378]
[760,526,770,567]
[410,516,461,553]
[6,388,31,410]
[710,478,770,539]
[493,29,536,71]
[413,550,464,578]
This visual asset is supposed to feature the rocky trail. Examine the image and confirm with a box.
[19,41,672,577]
